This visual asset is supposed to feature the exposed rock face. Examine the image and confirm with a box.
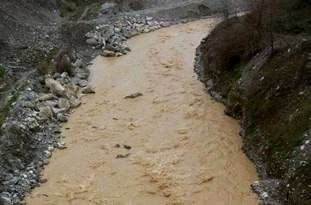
[195,3,311,204]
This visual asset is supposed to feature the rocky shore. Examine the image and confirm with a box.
[0,13,174,204]
[86,15,170,57]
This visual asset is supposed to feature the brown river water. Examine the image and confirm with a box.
[26,18,260,205]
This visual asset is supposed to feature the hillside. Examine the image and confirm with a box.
[195,0,311,204]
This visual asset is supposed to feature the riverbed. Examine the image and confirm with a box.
[26,18,259,205]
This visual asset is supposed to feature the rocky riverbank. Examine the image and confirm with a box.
[0,13,173,205]
[195,1,311,204]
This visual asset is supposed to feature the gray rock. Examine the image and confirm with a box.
[146,16,153,21]
[22,101,35,108]
[38,93,56,102]
[101,2,116,12]
[143,28,150,33]
[52,107,66,114]
[45,100,58,108]
[101,50,116,57]
[75,68,89,79]
[77,79,88,87]
[73,59,84,69]
[115,52,123,57]
[129,30,139,37]
[45,78,66,96]
[60,72,70,79]
[86,37,98,46]
[26,117,40,130]
[85,31,95,39]
[69,96,81,108]
[64,83,79,97]
[0,194,11,205]
[58,98,71,112]
[56,141,67,150]
[114,27,121,33]
[81,85,95,94]
[86,32,106,48]
[57,113,68,122]
[39,106,54,119]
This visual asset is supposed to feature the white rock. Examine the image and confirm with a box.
[81,85,96,94]
[45,78,66,96]
[261,192,268,199]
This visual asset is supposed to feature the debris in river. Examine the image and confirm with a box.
[123,145,132,150]
[199,176,215,184]
[116,153,131,159]
[124,92,143,99]
[177,128,189,135]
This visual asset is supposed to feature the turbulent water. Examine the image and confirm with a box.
[26,19,259,205]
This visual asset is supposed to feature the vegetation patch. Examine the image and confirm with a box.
[0,91,20,126]
[56,0,104,18]
[37,48,59,74]
[0,65,5,79]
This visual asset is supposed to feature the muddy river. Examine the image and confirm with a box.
[26,18,259,205]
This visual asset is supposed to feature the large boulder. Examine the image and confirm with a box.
[45,78,66,97]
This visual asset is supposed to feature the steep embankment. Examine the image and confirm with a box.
[195,1,311,204]
[26,19,259,205]
[0,0,59,107]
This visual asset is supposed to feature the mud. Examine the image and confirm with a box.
[26,19,259,205]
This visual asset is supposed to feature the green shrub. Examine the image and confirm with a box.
[0,65,5,78]
[37,48,59,74]
[56,0,78,17]
[0,92,20,126]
